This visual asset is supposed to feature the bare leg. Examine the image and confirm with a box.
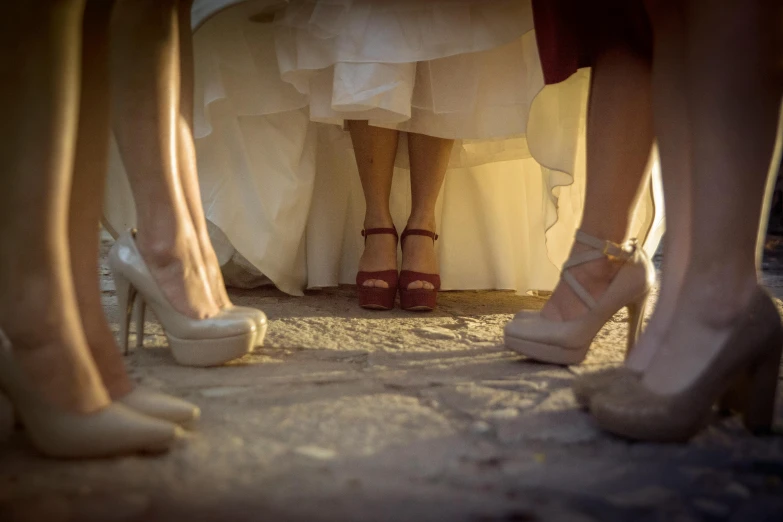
[626,1,692,371]
[347,120,400,288]
[69,0,134,399]
[641,0,783,393]
[176,0,233,308]
[0,0,109,413]
[404,132,454,290]
[542,46,655,321]
[111,0,218,319]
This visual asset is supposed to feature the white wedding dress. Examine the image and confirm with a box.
[104,0,664,296]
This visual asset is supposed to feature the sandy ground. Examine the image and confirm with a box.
[1,237,783,522]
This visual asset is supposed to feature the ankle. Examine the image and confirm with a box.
[568,244,619,282]
[363,212,394,230]
[406,213,436,232]
[678,270,759,328]
[135,226,192,269]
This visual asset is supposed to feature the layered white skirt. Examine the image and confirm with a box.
[104,0,664,296]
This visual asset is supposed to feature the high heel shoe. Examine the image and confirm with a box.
[110,230,256,367]
[133,298,268,349]
[590,287,782,442]
[399,228,440,312]
[0,329,181,458]
[118,386,200,426]
[357,228,399,310]
[224,305,268,347]
[504,231,655,365]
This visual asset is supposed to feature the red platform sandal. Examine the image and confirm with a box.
[356,228,399,310]
[399,228,440,312]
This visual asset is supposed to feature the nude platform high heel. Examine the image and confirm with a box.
[504,231,655,365]
[109,230,256,367]
[0,329,181,458]
[591,287,783,442]
[132,297,268,350]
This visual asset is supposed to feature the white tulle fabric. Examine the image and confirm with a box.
[104,0,663,296]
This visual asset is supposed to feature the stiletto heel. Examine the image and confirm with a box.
[114,270,136,356]
[505,231,655,365]
[109,230,256,367]
[134,297,146,349]
[591,287,783,442]
[399,228,440,312]
[0,329,181,458]
[357,228,399,311]
[625,291,649,354]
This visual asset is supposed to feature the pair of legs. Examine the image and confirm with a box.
[545,0,781,387]
[110,0,231,320]
[347,122,454,290]
[638,0,781,393]
[0,0,127,414]
[73,0,236,397]
[541,16,690,372]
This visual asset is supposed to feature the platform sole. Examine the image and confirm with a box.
[167,332,255,367]
[504,335,589,366]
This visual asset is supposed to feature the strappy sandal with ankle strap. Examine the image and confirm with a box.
[356,228,399,310]
[504,230,655,365]
[399,228,441,312]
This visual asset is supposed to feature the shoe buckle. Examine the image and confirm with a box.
[603,238,637,261]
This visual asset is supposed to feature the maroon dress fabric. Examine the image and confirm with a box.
[532,0,653,85]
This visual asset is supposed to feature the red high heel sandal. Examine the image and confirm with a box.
[356,228,399,310]
[399,228,440,312]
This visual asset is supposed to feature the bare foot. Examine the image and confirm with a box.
[358,219,398,288]
[641,277,759,395]
[540,243,622,321]
[401,218,439,290]
[196,229,233,309]
[135,226,220,320]
[80,311,134,400]
[0,277,109,414]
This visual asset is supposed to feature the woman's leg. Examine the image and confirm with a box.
[542,45,655,321]
[0,0,109,413]
[404,132,454,289]
[347,120,400,288]
[111,0,218,319]
[175,0,233,308]
[641,0,783,394]
[69,0,134,399]
[625,1,692,371]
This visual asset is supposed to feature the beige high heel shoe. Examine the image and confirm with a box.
[118,386,200,426]
[110,231,256,367]
[132,298,268,350]
[504,231,655,365]
[591,287,782,442]
[0,329,181,458]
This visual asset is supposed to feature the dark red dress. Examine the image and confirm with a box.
[532,0,653,85]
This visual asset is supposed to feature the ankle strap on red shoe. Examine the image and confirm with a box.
[361,228,398,242]
[401,228,438,245]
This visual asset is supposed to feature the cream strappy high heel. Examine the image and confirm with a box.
[110,231,257,367]
[504,231,655,365]
[0,329,181,458]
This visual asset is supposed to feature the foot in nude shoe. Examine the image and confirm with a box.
[135,228,220,320]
